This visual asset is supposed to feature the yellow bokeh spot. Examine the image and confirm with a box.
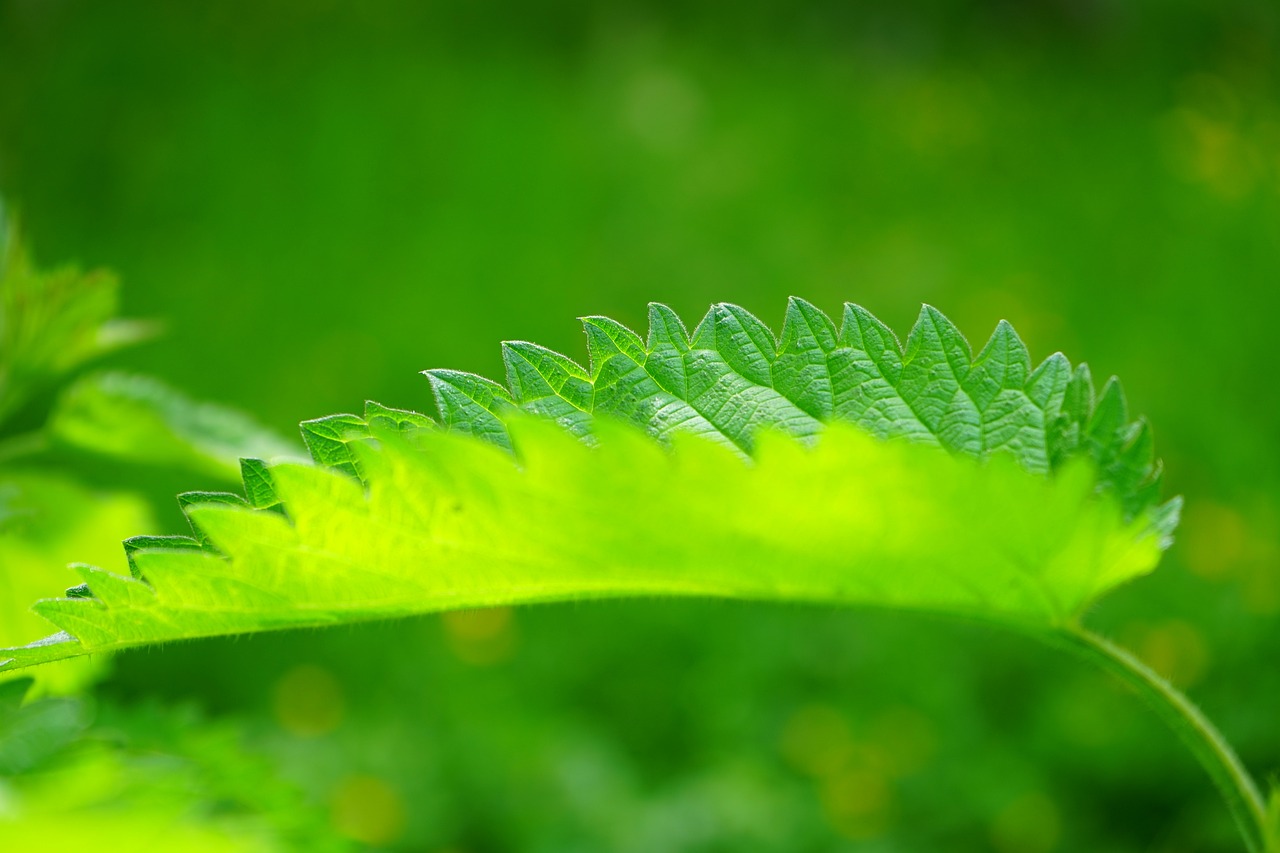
[1181,502,1247,580]
[1127,620,1211,689]
[866,706,937,778]
[781,704,916,840]
[330,774,407,847]
[821,765,892,840]
[442,607,516,665]
[1241,562,1280,615]
[273,664,344,737]
[780,704,855,778]
[1161,73,1262,201]
[990,792,1062,853]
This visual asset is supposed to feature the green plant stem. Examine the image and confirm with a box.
[1053,627,1268,853]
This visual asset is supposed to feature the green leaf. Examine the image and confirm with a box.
[0,301,1175,671]
[0,471,155,690]
[0,680,87,775]
[0,692,346,850]
[0,207,154,426]
[48,371,298,480]
[1268,787,1280,852]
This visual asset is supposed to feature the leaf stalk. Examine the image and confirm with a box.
[1056,628,1268,853]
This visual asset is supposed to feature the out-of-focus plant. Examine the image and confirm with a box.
[0,205,325,848]
[0,201,293,692]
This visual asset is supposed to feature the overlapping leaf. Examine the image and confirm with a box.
[48,371,299,480]
[0,205,154,424]
[0,301,1177,670]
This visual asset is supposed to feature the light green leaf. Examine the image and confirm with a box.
[0,472,155,690]
[0,206,154,425]
[0,301,1175,671]
[48,371,298,480]
[0,680,345,851]
[1268,788,1280,852]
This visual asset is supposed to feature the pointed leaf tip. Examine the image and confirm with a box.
[647,303,691,351]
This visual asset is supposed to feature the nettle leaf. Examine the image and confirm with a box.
[0,300,1177,670]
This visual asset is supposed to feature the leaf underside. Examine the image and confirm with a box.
[0,300,1178,671]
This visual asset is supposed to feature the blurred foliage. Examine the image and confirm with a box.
[0,211,292,690]
[0,210,306,840]
[1,0,1278,850]
[0,200,152,427]
[0,679,344,851]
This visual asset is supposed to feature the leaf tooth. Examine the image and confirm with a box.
[781,297,838,353]
[1026,352,1071,412]
[840,303,903,363]
[1087,376,1129,444]
[29,600,119,650]
[185,502,300,570]
[642,306,695,400]
[363,401,435,437]
[71,564,157,610]
[423,369,514,409]
[1130,457,1164,505]
[1106,417,1162,520]
[178,491,248,511]
[967,320,1031,412]
[178,491,249,547]
[690,303,776,388]
[299,413,368,477]
[501,340,593,408]
[581,315,647,373]
[907,304,973,377]
[1117,417,1155,470]
[834,305,913,435]
[897,306,980,452]
[123,534,202,579]
[0,632,84,672]
[1148,494,1183,550]
[501,341,595,439]
[647,303,691,352]
[1064,363,1095,427]
[686,305,718,350]
[240,458,281,510]
[773,298,840,419]
[423,369,514,451]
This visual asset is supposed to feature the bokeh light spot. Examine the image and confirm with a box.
[272,664,345,737]
[990,792,1061,853]
[442,607,517,666]
[821,765,892,840]
[1182,502,1247,580]
[1127,620,1211,689]
[866,705,936,778]
[330,774,407,847]
[780,704,855,778]
[622,68,704,153]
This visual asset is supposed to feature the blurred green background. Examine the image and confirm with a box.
[2,0,1279,850]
